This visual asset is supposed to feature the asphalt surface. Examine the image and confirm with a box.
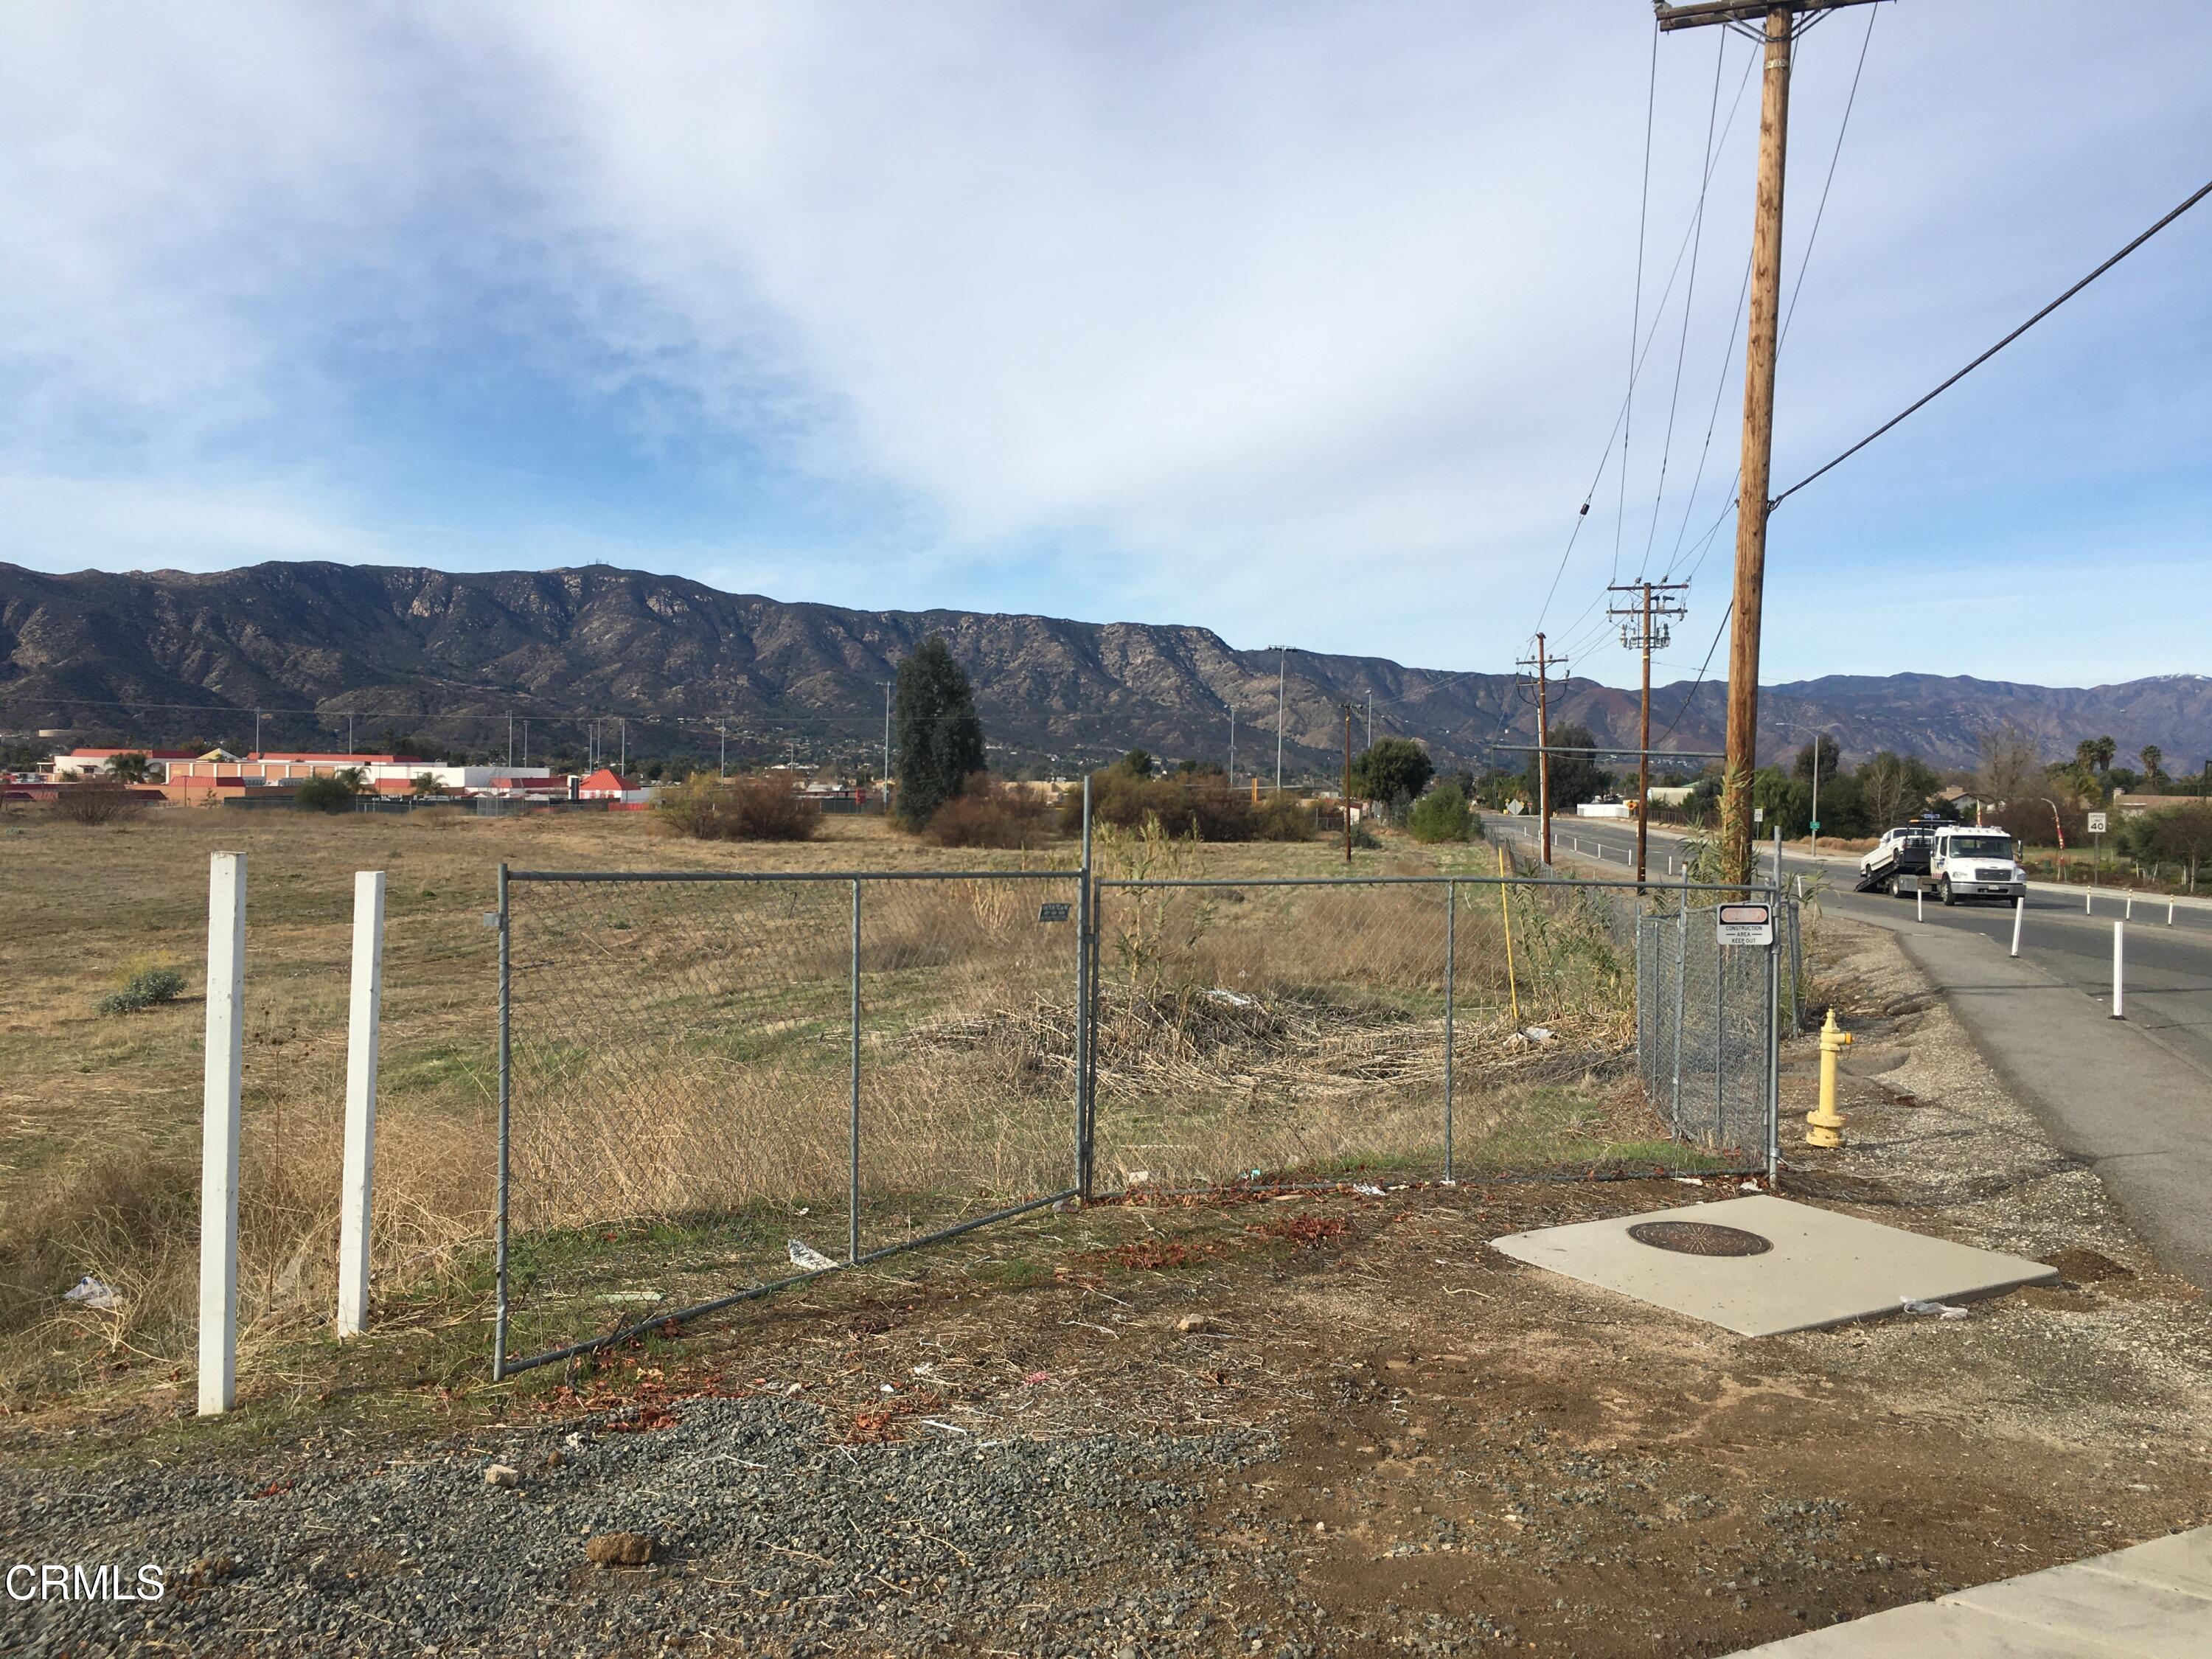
[1496,814,2212,1286]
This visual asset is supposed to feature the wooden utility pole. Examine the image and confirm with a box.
[1655,0,1881,884]
[1341,704,1354,863]
[1608,580,1691,886]
[1515,635,1568,866]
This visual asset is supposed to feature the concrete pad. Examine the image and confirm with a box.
[1948,1564,2212,1657]
[1729,1528,2212,1657]
[2075,1530,2212,1599]
[1489,1195,2056,1337]
[1733,1600,2143,1655]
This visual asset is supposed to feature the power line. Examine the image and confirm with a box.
[1529,36,1759,641]
[1652,595,1733,749]
[1777,1,1877,350]
[1638,26,1728,582]
[1771,174,2212,512]
[1615,18,1661,586]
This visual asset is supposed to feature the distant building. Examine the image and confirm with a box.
[48,747,199,782]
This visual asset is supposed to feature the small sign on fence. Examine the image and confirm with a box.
[1716,901,1774,947]
[1037,902,1072,923]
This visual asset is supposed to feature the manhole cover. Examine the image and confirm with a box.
[1627,1220,1773,1257]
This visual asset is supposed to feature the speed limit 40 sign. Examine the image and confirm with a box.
[2087,812,2108,835]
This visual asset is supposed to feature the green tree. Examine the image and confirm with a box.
[294,774,358,813]
[1860,751,1938,827]
[2140,745,2165,787]
[1525,724,1605,813]
[102,751,153,784]
[1118,748,1155,777]
[1349,737,1433,804]
[892,636,986,829]
[1792,736,1840,787]
[1408,779,1476,844]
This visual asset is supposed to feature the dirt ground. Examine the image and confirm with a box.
[5,908,2210,1656]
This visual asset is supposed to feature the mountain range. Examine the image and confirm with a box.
[2,561,2205,778]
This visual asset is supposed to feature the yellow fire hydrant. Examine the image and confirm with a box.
[1806,1008,1851,1148]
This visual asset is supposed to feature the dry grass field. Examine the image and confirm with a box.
[0,801,1686,1423]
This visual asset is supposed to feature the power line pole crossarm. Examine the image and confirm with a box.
[1653,0,1882,887]
[1609,580,1691,887]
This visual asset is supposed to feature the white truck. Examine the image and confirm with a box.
[1857,821,2025,905]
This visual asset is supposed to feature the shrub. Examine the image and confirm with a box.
[51,781,144,826]
[1061,771,1259,841]
[924,775,1056,849]
[293,775,357,813]
[1254,796,1316,842]
[97,959,187,1016]
[655,773,821,842]
[1408,781,1477,844]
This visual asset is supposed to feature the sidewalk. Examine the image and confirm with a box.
[1731,1526,2212,1655]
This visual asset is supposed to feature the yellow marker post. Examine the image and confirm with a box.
[1806,1008,1851,1148]
[1496,843,1521,1026]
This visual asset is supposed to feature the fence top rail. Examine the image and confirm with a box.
[502,866,1079,884]
[1097,874,1783,895]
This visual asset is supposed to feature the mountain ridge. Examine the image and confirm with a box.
[2,560,2205,776]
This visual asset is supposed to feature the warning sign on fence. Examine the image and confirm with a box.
[1715,901,1774,947]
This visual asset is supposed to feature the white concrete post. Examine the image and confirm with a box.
[2010,897,2024,958]
[2168,900,2177,926]
[337,871,386,1338]
[1916,886,1924,923]
[198,852,246,1416]
[2126,893,2135,919]
[2111,921,2124,1020]
[2085,888,2093,914]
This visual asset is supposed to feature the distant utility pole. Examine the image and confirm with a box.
[1228,703,1236,787]
[1655,0,1880,885]
[1515,634,1568,866]
[254,709,263,757]
[619,719,627,776]
[879,681,894,786]
[347,712,355,757]
[1364,693,1373,752]
[507,713,514,770]
[1609,579,1691,886]
[1270,647,1290,793]
[1341,704,1355,864]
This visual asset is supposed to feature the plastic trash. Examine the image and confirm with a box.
[1521,1026,1555,1043]
[63,1275,119,1311]
[1352,1183,1385,1197]
[1900,1295,1969,1321]
[1200,987,1253,1007]
[787,1239,838,1272]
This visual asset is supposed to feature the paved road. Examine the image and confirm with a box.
[1495,815,2212,1287]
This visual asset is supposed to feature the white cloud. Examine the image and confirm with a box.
[1,1,2207,684]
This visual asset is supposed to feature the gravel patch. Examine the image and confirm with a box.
[1,1399,1269,1658]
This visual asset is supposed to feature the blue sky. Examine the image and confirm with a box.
[3,1,2207,690]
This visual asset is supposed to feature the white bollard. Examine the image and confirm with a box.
[2112,921,2124,1020]
[2085,888,2093,914]
[2168,900,2176,926]
[337,872,386,1339]
[2126,893,2135,919]
[1916,886,1924,922]
[2011,897,2024,956]
[199,852,246,1417]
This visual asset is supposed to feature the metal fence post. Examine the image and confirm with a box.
[1671,886,1687,1135]
[1077,776,1094,1200]
[849,877,863,1265]
[1443,880,1456,1183]
[492,863,511,1383]
[1765,917,1782,1185]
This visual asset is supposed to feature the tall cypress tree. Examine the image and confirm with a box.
[892,636,986,827]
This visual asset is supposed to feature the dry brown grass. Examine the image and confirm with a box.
[0,806,1652,1414]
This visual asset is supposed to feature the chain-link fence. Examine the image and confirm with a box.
[494,859,1787,1376]
[1634,898,1791,1172]
[495,869,1085,1376]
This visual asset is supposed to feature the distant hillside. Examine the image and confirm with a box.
[2,561,2205,776]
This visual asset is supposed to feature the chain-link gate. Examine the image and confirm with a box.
[493,853,1787,1375]
[1634,894,1794,1180]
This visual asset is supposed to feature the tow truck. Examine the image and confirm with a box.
[1857,818,2026,905]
